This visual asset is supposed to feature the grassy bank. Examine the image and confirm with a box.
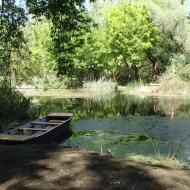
[122,77,190,98]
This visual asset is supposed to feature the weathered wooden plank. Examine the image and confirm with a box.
[31,122,60,125]
[18,128,48,132]
[0,134,32,141]
[48,113,73,117]
[48,120,65,123]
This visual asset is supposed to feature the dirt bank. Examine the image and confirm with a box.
[0,144,190,190]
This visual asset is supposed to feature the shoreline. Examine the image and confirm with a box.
[17,86,190,99]
[1,143,190,190]
[1,87,190,188]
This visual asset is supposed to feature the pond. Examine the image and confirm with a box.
[32,93,190,167]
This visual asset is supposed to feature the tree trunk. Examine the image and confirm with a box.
[132,65,139,81]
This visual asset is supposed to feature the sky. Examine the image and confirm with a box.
[10,0,190,16]
[187,0,190,15]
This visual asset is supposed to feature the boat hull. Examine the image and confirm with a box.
[0,113,73,144]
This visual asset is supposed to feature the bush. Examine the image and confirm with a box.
[158,75,189,95]
[0,86,31,120]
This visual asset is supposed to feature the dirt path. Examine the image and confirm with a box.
[0,144,190,190]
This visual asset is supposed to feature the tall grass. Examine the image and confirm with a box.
[131,117,190,168]
[127,81,144,88]
[125,81,151,94]
[83,77,118,92]
[158,74,190,95]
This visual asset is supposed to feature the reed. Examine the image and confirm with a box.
[83,77,118,92]
[167,133,190,161]
[136,119,162,160]
[132,117,190,168]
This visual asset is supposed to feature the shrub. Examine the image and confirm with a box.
[0,85,31,120]
[158,75,189,95]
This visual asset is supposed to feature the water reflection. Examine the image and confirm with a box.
[33,94,190,119]
[32,93,190,167]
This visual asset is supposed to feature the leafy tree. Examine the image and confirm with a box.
[68,0,162,84]
[72,27,110,81]
[66,1,115,83]
[103,0,161,82]
[26,19,57,79]
[0,0,27,86]
[26,0,95,77]
[0,0,30,120]
[146,0,190,81]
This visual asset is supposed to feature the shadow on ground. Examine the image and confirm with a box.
[0,144,190,190]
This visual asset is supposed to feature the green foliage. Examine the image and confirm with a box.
[68,0,161,84]
[103,0,161,81]
[51,79,67,89]
[0,0,27,86]
[73,27,111,80]
[17,19,68,88]
[27,19,57,78]
[0,1,31,120]
[20,19,62,88]
[0,85,31,120]
[0,1,27,49]
[2,0,190,89]
[26,0,93,77]
[146,0,190,78]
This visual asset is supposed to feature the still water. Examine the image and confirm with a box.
[33,93,190,166]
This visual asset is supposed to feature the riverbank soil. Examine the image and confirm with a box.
[0,144,190,190]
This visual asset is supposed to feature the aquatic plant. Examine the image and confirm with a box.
[83,77,118,92]
[167,133,190,162]
[112,134,154,145]
[71,130,117,139]
[129,117,162,160]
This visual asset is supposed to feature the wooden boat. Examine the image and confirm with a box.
[0,113,73,144]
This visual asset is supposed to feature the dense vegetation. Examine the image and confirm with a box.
[1,0,190,87]
[0,0,190,119]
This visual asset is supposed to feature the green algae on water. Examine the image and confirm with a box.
[112,134,154,145]
[71,130,117,139]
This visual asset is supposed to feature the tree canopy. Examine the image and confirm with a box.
[1,0,190,87]
[103,0,161,81]
[26,0,95,76]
